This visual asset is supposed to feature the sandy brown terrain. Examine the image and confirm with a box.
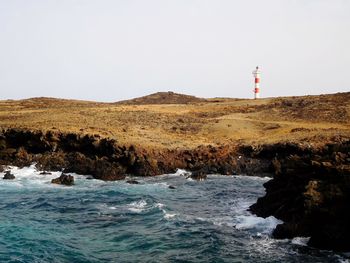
[0,91,349,149]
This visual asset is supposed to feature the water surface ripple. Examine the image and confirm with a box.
[0,166,347,262]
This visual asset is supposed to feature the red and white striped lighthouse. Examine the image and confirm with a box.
[252,66,261,99]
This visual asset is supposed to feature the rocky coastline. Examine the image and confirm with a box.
[1,128,350,251]
[249,139,350,251]
[0,128,272,180]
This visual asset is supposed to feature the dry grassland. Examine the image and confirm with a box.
[0,92,349,149]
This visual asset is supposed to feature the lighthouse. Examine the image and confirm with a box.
[252,66,261,99]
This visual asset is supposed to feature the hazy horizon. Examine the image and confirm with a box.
[1,0,349,102]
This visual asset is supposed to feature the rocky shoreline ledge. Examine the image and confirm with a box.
[0,128,272,179]
[249,139,350,251]
[0,128,349,251]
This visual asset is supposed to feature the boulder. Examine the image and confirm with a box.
[51,173,74,186]
[3,170,15,180]
[39,171,52,175]
[14,147,32,168]
[168,185,176,189]
[126,180,139,184]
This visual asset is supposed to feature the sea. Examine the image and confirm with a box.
[0,165,348,263]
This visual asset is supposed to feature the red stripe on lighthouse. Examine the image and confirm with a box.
[255,78,260,84]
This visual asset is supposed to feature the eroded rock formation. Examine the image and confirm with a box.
[51,173,74,186]
[0,128,271,180]
[249,139,350,251]
[3,170,15,180]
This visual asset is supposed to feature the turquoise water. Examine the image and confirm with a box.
[0,166,347,262]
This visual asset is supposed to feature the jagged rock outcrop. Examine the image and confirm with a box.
[0,129,271,180]
[249,139,350,251]
[51,173,74,186]
[3,170,15,180]
[188,170,207,181]
[126,180,140,184]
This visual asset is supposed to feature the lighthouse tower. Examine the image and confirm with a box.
[252,66,261,99]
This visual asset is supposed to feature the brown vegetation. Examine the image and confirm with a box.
[0,92,349,149]
[115,91,207,105]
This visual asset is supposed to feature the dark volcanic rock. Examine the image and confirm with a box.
[168,185,176,189]
[3,170,15,180]
[39,171,52,175]
[0,129,274,181]
[188,170,207,181]
[64,152,126,181]
[126,180,140,184]
[250,140,350,251]
[51,173,74,186]
[93,159,126,181]
[36,152,67,172]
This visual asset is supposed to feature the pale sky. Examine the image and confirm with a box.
[0,0,349,101]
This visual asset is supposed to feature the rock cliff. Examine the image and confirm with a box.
[249,139,350,251]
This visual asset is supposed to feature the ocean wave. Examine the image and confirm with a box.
[234,215,282,234]
[233,175,272,181]
[172,169,191,177]
[150,182,170,187]
[291,237,310,246]
[155,202,165,209]
[163,211,177,219]
[0,165,112,191]
[127,200,148,213]
[0,165,59,188]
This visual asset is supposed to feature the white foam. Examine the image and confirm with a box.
[235,215,282,234]
[336,257,350,263]
[173,169,191,177]
[155,203,165,209]
[233,175,271,182]
[0,165,60,188]
[211,216,236,227]
[0,165,110,191]
[127,200,147,213]
[291,237,310,246]
[163,211,177,219]
[152,182,169,187]
[207,174,235,178]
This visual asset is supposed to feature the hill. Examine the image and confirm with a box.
[115,91,207,105]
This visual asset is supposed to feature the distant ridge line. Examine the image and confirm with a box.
[115,91,207,105]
